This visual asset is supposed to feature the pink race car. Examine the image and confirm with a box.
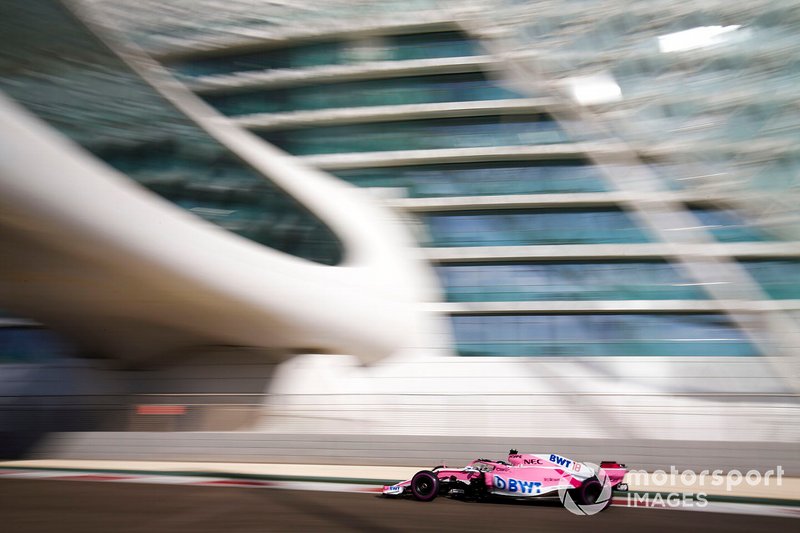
[383,449,627,511]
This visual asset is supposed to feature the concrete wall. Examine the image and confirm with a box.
[29,432,800,474]
[260,354,800,443]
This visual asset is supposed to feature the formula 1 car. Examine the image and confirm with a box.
[383,450,627,511]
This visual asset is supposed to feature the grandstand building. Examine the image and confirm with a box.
[1,1,798,457]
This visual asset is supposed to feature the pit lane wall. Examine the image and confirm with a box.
[17,352,800,472]
[9,351,798,463]
[257,353,799,444]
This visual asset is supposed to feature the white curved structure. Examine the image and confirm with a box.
[0,90,446,365]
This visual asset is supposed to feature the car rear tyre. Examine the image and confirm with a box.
[410,470,440,502]
[568,476,612,512]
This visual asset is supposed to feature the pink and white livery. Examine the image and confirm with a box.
[383,449,627,512]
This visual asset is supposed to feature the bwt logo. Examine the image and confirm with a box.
[493,476,542,494]
[550,454,572,468]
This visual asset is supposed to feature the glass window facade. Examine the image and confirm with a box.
[169,31,482,77]
[66,2,795,364]
[331,160,611,197]
[204,72,523,116]
[437,261,707,302]
[422,208,651,246]
[691,208,777,243]
[0,327,72,364]
[451,314,758,357]
[0,1,343,265]
[743,260,800,299]
[492,2,800,238]
[96,142,343,264]
[91,0,448,51]
[258,114,569,155]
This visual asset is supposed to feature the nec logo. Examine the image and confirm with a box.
[549,454,572,468]
[523,459,543,465]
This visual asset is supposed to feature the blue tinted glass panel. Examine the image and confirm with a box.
[452,314,757,357]
[742,260,800,299]
[0,1,343,265]
[423,208,651,246]
[390,31,481,61]
[332,160,609,197]
[258,115,569,155]
[169,32,481,77]
[437,261,706,301]
[204,73,523,116]
[97,143,342,264]
[691,208,776,242]
[0,327,73,364]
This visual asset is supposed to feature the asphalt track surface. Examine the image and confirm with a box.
[1,479,796,533]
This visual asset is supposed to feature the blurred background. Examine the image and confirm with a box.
[0,0,798,470]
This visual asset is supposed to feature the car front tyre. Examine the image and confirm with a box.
[410,470,440,502]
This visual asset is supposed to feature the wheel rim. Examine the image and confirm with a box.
[584,481,602,504]
[414,477,434,496]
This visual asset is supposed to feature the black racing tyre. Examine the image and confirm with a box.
[568,476,612,512]
[410,470,440,502]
